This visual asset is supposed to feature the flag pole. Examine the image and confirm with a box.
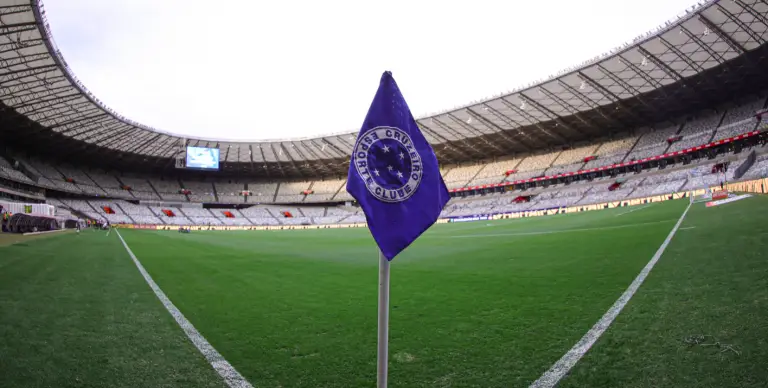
[377,249,390,388]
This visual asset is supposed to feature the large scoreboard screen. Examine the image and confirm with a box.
[185,146,220,170]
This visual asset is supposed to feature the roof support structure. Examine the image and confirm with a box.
[578,70,648,124]
[125,133,161,155]
[537,86,597,131]
[33,104,101,125]
[594,64,656,116]
[268,143,286,177]
[246,144,257,175]
[480,102,545,146]
[0,52,51,68]
[0,39,44,55]
[519,91,586,138]
[290,142,329,176]
[13,91,80,110]
[556,79,626,129]
[618,54,665,90]
[277,144,306,178]
[679,25,727,64]
[73,123,129,144]
[499,97,567,144]
[60,117,118,137]
[445,112,507,154]
[698,15,746,53]
[6,83,71,103]
[0,23,37,37]
[0,73,64,94]
[465,107,531,151]
[57,116,113,136]
[714,3,765,45]
[655,37,706,73]
[318,138,348,160]
[256,144,268,169]
[428,117,489,159]
[150,137,178,160]
[0,64,57,85]
[735,0,768,28]
[637,45,716,107]
[87,126,136,147]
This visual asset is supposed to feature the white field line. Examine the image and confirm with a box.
[116,230,253,388]
[439,219,677,239]
[615,204,650,217]
[679,226,696,230]
[529,202,692,388]
[22,229,69,236]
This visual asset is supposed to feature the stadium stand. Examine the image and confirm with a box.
[239,206,281,225]
[150,178,187,201]
[305,179,345,202]
[0,156,35,184]
[514,152,560,174]
[274,181,312,203]
[177,207,221,225]
[215,181,246,204]
[181,180,216,203]
[442,164,485,189]
[119,176,161,201]
[40,132,763,228]
[470,158,521,185]
[246,181,279,202]
[4,111,764,230]
[88,170,132,199]
[708,96,766,140]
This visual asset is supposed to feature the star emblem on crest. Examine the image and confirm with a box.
[387,165,393,171]
[381,145,390,153]
[399,152,405,160]
[373,169,380,176]
[396,171,404,179]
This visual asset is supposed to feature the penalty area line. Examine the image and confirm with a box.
[115,230,253,388]
[529,202,692,388]
[441,219,677,239]
[615,204,650,217]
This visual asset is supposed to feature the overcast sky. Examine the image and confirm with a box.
[42,0,698,141]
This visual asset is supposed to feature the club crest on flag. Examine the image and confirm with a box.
[352,126,423,203]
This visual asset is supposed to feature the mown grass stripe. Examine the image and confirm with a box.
[116,230,253,388]
[529,203,692,388]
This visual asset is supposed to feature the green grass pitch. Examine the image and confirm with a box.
[1,197,767,387]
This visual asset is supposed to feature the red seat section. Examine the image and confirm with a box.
[282,211,293,218]
[667,135,682,144]
[162,209,175,217]
[102,206,115,214]
[513,195,531,203]
[608,182,622,191]
[223,211,235,218]
[583,155,597,163]
[504,169,517,176]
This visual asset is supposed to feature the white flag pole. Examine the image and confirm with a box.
[377,250,391,388]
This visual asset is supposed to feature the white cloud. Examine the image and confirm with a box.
[42,0,696,141]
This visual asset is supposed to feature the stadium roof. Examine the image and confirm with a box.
[1,0,767,178]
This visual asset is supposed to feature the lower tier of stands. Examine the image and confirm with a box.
[47,144,768,227]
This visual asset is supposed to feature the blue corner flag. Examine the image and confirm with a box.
[346,71,450,260]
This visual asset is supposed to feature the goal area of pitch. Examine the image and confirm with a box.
[691,189,714,203]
